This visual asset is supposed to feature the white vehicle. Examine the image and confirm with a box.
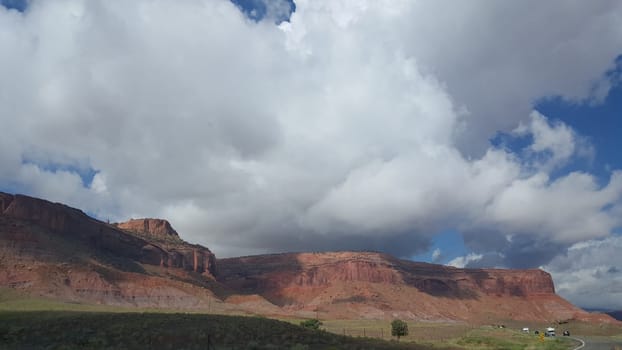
[522,327,529,333]
[545,327,556,337]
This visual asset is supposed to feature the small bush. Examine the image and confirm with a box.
[390,319,408,340]
[299,319,322,330]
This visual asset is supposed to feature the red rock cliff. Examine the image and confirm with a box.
[218,252,555,296]
[2,192,612,323]
[216,251,582,322]
[115,218,215,274]
[0,192,215,276]
[117,218,179,238]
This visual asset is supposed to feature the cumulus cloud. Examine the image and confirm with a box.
[447,253,484,269]
[394,0,622,154]
[545,236,622,310]
[513,111,594,171]
[0,0,621,292]
[431,248,442,263]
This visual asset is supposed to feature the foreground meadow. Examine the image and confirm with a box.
[0,291,618,350]
[0,311,457,350]
[0,310,591,350]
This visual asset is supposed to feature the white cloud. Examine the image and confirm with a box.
[447,253,483,268]
[0,0,621,280]
[478,171,622,244]
[545,236,622,310]
[394,0,622,154]
[431,248,441,262]
[513,111,594,171]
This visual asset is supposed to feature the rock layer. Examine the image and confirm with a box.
[217,252,607,322]
[217,252,554,297]
[0,192,215,275]
[0,192,617,323]
[117,218,179,238]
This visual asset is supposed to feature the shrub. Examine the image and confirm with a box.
[299,319,322,330]
[390,319,408,341]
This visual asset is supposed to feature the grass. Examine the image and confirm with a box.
[319,319,580,349]
[320,319,474,342]
[1,290,616,349]
[453,327,574,350]
[0,311,463,350]
[0,288,171,313]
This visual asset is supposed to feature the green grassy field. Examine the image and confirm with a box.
[0,310,582,350]
[0,289,613,350]
[319,319,577,350]
[0,288,171,313]
[320,319,474,341]
[0,311,461,350]
[452,327,575,350]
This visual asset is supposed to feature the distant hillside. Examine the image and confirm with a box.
[217,252,611,322]
[0,192,618,324]
[0,192,219,309]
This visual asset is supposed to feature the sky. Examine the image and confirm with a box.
[1,0,621,310]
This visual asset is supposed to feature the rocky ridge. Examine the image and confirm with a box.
[0,193,215,275]
[0,192,217,308]
[116,218,180,239]
[0,192,617,323]
[216,252,598,322]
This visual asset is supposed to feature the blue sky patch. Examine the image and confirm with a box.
[231,0,295,23]
[0,0,27,12]
[412,229,468,264]
[21,158,99,188]
[535,56,622,185]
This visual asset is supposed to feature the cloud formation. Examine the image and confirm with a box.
[1,1,622,310]
[545,236,622,310]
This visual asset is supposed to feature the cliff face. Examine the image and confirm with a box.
[117,218,179,238]
[0,192,616,323]
[217,252,554,297]
[216,252,594,322]
[115,218,215,274]
[0,192,215,275]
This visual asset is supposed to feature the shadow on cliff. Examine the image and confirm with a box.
[0,215,148,277]
[213,253,304,307]
[391,258,483,300]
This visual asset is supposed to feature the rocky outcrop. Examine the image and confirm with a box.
[216,252,602,322]
[1,192,617,323]
[0,192,215,275]
[218,252,555,297]
[116,218,179,238]
[1,193,163,264]
[389,256,555,297]
[114,218,215,274]
[165,247,216,273]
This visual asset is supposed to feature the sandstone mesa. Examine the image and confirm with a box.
[0,192,616,323]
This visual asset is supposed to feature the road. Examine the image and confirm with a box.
[573,336,622,350]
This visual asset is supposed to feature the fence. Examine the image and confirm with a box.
[327,324,475,342]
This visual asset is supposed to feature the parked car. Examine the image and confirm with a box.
[563,330,570,336]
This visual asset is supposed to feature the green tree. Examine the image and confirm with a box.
[299,319,322,330]
[391,319,408,341]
